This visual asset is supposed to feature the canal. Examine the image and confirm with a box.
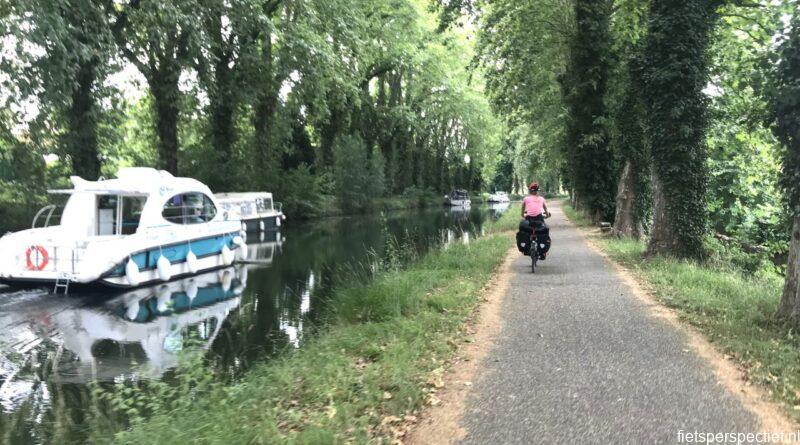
[0,203,510,444]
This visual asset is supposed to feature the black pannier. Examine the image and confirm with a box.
[516,230,531,255]
[516,219,533,255]
[532,221,551,254]
[516,218,551,256]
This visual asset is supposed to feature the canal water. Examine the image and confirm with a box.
[0,203,510,444]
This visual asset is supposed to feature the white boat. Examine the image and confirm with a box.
[216,192,286,232]
[487,191,510,203]
[0,168,248,291]
[444,189,471,207]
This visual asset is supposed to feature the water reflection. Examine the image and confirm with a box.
[488,201,511,219]
[0,204,510,443]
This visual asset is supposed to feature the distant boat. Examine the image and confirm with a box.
[487,191,510,203]
[444,189,471,207]
[216,192,285,232]
[0,168,248,291]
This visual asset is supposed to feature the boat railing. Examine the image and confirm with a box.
[21,242,89,276]
[31,205,63,229]
[275,202,283,214]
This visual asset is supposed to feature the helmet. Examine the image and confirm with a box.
[528,182,540,192]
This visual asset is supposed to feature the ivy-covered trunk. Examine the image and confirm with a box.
[772,12,800,322]
[612,162,644,239]
[65,58,100,180]
[560,0,616,223]
[611,56,650,240]
[642,0,721,258]
[778,218,800,319]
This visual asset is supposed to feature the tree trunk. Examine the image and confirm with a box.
[778,217,800,321]
[151,74,180,174]
[646,173,677,257]
[612,161,642,239]
[207,51,237,191]
[253,30,280,186]
[65,58,100,180]
[642,0,718,259]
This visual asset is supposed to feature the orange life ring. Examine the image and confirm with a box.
[25,245,49,271]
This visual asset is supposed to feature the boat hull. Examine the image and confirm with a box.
[240,214,283,232]
[0,230,243,291]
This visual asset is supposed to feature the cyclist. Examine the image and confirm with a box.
[521,182,551,259]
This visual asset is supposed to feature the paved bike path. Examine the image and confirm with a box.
[460,202,759,444]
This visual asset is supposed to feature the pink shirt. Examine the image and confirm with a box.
[523,195,546,217]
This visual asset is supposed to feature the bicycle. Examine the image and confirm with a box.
[528,213,551,274]
[530,233,539,273]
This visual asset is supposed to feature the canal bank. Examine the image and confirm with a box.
[0,205,517,443]
[89,211,517,444]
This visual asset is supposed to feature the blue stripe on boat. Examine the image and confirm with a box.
[111,233,238,276]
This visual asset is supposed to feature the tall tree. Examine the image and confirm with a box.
[608,0,650,239]
[560,0,616,222]
[194,0,263,191]
[641,0,724,258]
[109,0,199,174]
[3,0,114,179]
[772,12,800,321]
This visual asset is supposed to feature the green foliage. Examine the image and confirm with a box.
[476,0,571,194]
[703,2,795,247]
[333,134,383,213]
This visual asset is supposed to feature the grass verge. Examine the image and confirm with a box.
[99,211,517,444]
[562,204,800,422]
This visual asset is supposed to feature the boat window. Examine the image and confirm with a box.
[162,193,217,225]
[121,196,147,235]
[256,197,273,212]
[97,196,119,235]
[98,195,148,235]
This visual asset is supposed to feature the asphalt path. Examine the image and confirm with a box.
[460,201,759,444]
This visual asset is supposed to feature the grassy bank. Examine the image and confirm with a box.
[562,204,800,422]
[96,212,517,444]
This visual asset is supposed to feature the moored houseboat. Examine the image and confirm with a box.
[216,192,286,232]
[444,189,471,207]
[487,191,510,203]
[0,168,248,291]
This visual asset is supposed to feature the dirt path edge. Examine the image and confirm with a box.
[405,244,517,445]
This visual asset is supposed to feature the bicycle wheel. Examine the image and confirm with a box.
[531,244,538,273]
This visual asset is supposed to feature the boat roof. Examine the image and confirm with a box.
[216,192,273,200]
[47,168,213,197]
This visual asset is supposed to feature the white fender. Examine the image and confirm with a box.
[125,259,141,286]
[259,220,265,232]
[232,236,247,261]
[221,245,234,266]
[220,269,233,292]
[157,255,172,281]
[125,299,140,320]
[184,279,199,301]
[156,285,171,312]
[276,216,281,227]
[238,266,248,286]
[186,250,199,274]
